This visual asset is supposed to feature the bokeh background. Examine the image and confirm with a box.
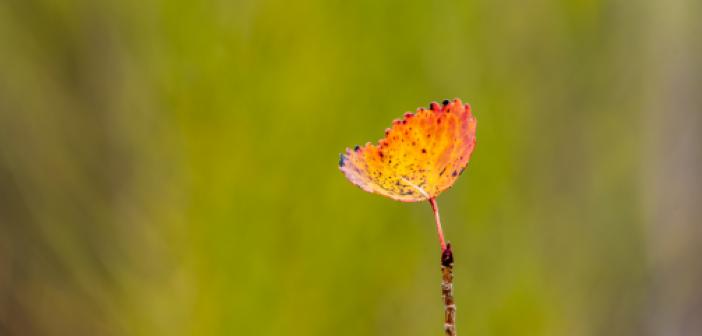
[1,0,701,335]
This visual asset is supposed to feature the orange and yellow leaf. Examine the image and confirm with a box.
[339,98,477,202]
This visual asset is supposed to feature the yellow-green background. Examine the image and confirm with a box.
[1,0,701,335]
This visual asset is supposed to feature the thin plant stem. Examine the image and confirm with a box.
[429,197,447,251]
[429,198,456,336]
[441,243,456,336]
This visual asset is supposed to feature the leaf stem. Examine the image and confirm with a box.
[429,197,447,251]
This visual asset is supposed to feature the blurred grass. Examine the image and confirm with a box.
[1,0,701,335]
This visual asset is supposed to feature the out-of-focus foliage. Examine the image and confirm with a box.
[0,0,700,335]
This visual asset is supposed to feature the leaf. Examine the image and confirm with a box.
[339,98,477,202]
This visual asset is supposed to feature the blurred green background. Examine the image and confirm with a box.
[1,0,701,335]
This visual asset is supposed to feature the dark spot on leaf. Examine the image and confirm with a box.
[422,148,427,154]
[437,118,442,124]
[439,167,447,176]
[452,170,458,177]
[338,154,345,167]
[442,99,450,106]
[354,145,360,152]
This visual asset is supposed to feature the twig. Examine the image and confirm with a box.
[429,198,456,336]
[441,244,456,336]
